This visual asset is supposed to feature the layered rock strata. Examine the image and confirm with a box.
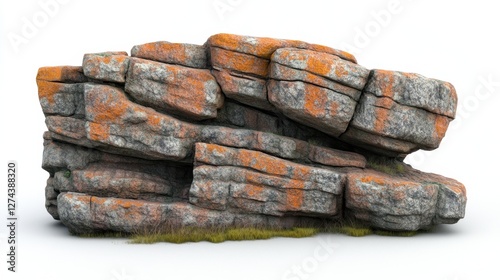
[38,33,466,234]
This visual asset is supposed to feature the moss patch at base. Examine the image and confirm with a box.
[73,225,422,244]
[130,227,320,244]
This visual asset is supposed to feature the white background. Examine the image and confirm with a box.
[1,0,499,279]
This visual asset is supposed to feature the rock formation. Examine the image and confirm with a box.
[37,33,466,235]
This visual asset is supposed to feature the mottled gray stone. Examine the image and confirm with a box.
[271,48,370,93]
[350,93,452,150]
[131,41,208,68]
[346,167,466,230]
[82,51,129,83]
[364,70,457,118]
[125,58,223,120]
[189,143,345,216]
[268,80,357,137]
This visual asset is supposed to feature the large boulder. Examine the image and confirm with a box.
[36,33,466,235]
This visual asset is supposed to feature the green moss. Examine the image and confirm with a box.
[366,156,406,175]
[336,226,373,237]
[130,227,320,244]
[373,230,418,237]
[72,224,422,244]
[63,170,71,178]
[75,231,129,239]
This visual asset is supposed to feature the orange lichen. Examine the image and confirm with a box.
[434,115,449,139]
[373,71,395,133]
[373,96,394,109]
[378,70,395,98]
[209,34,282,58]
[334,63,348,78]
[170,78,207,116]
[89,88,129,123]
[36,66,84,82]
[37,80,63,105]
[360,175,387,185]
[87,122,110,141]
[305,53,331,77]
[147,113,162,127]
[115,198,146,209]
[243,184,265,198]
[239,149,288,176]
[211,47,269,77]
[37,66,63,81]
[304,85,327,117]
[205,143,228,155]
[286,182,305,211]
[208,33,357,63]
[292,165,311,178]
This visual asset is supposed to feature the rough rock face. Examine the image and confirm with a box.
[37,33,466,235]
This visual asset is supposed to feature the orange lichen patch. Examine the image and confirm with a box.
[168,78,207,116]
[306,43,357,63]
[134,42,189,63]
[334,63,348,78]
[83,170,95,180]
[36,80,64,104]
[87,86,129,123]
[69,193,91,203]
[115,198,147,209]
[243,184,265,198]
[212,69,238,91]
[87,122,110,141]
[377,70,396,99]
[36,66,86,82]
[208,33,282,58]
[147,113,162,128]
[211,47,269,77]
[292,165,311,179]
[373,96,394,110]
[271,63,359,99]
[92,196,146,212]
[434,115,450,140]
[373,107,390,133]
[90,54,128,66]
[238,149,288,176]
[205,143,228,155]
[305,53,332,77]
[359,175,387,185]
[359,174,417,188]
[286,183,305,210]
[446,184,466,195]
[207,33,357,63]
[304,84,327,118]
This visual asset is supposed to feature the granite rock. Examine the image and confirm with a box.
[37,33,466,235]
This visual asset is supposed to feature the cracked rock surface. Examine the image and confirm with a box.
[37,33,466,234]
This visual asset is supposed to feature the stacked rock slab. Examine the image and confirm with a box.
[37,33,466,234]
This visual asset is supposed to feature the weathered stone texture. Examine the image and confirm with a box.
[37,33,465,235]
